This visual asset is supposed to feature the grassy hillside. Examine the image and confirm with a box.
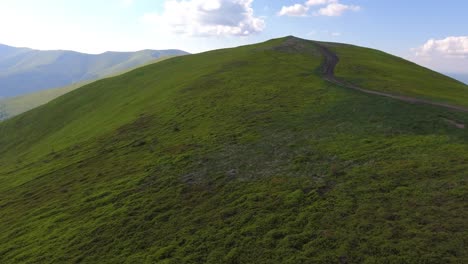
[0,37,467,263]
[326,43,468,107]
[0,43,188,97]
[0,57,174,120]
[0,83,83,120]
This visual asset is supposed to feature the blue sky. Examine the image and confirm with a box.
[0,0,467,73]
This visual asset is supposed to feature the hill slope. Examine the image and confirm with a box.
[0,43,188,97]
[325,42,468,107]
[0,37,467,263]
[0,57,174,120]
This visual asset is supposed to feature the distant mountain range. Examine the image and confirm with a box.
[0,43,188,97]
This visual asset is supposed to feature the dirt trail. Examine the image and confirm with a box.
[314,43,468,114]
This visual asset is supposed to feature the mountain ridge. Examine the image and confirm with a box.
[313,40,468,113]
[0,43,189,97]
[0,42,182,57]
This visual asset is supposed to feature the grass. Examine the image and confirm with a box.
[0,56,176,120]
[326,42,468,107]
[0,82,84,120]
[0,36,466,263]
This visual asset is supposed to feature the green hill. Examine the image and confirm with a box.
[0,57,174,120]
[0,43,188,97]
[327,43,468,107]
[0,82,84,120]
[0,37,467,263]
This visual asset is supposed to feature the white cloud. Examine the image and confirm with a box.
[142,0,265,37]
[279,0,359,17]
[409,36,468,74]
[305,0,337,6]
[331,32,341,37]
[278,4,309,17]
[415,36,468,58]
[316,3,360,16]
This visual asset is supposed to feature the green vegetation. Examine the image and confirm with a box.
[0,56,175,120]
[0,83,82,120]
[0,37,466,263]
[327,42,468,107]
